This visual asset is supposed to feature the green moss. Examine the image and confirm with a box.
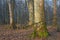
[44,31,48,37]
[38,31,48,38]
[32,27,37,38]
[32,22,49,38]
[38,31,44,37]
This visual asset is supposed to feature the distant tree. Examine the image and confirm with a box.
[7,0,17,29]
[2,0,6,24]
[56,1,60,31]
[6,0,9,24]
[53,0,57,27]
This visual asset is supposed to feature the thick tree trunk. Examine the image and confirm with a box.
[34,0,40,23]
[34,0,48,38]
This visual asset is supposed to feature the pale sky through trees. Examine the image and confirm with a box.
[49,0,52,1]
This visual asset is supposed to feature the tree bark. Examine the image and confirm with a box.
[27,0,34,25]
[34,0,48,38]
[53,0,57,27]
[7,0,17,29]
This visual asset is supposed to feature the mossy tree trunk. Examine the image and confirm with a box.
[33,0,48,38]
[7,0,17,29]
[27,0,34,25]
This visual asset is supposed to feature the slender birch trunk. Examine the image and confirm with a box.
[7,0,17,29]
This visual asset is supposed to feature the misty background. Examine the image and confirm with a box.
[0,0,60,26]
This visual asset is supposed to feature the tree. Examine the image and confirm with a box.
[2,0,6,24]
[27,0,34,25]
[56,1,60,32]
[53,0,57,27]
[33,0,48,39]
[7,0,17,29]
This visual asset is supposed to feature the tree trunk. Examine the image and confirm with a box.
[53,0,58,32]
[27,0,34,25]
[34,0,48,38]
[7,0,17,29]
[53,0,57,27]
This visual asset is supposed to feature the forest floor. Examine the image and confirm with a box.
[0,25,60,40]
